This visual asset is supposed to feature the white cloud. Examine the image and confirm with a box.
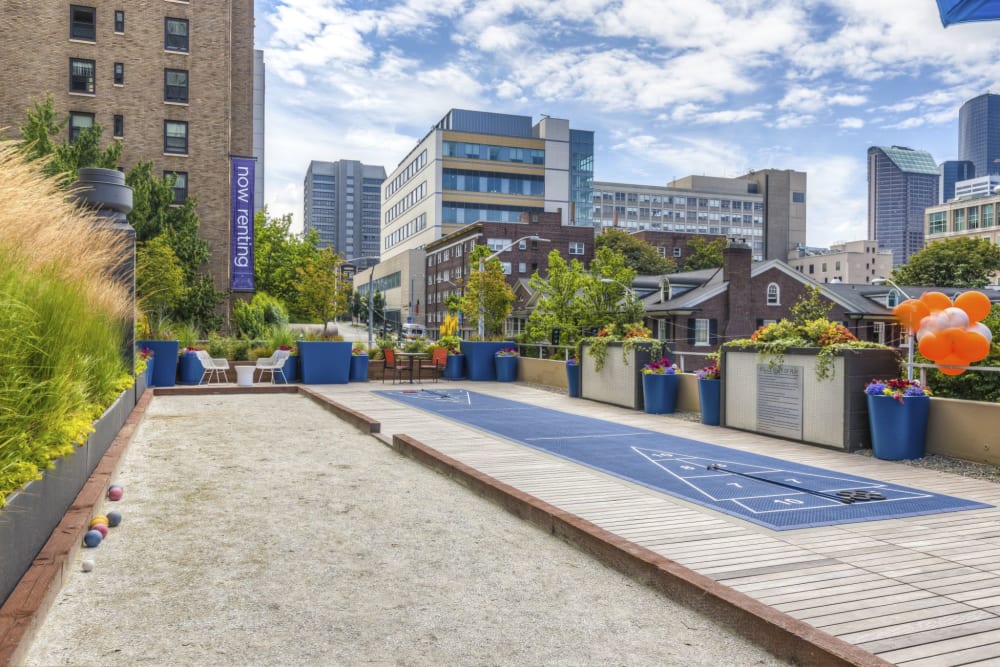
[790,155,868,247]
[610,133,750,181]
[839,117,864,129]
[774,113,815,129]
[692,106,770,125]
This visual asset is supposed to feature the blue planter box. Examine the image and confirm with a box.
[179,352,203,384]
[444,354,464,380]
[299,341,352,384]
[144,356,155,388]
[566,363,580,397]
[274,355,298,384]
[461,341,514,381]
[495,355,518,382]
[867,394,929,460]
[642,373,679,414]
[136,340,178,387]
[350,355,369,382]
[698,379,721,425]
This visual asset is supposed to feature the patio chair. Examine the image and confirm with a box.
[382,348,408,384]
[255,349,289,384]
[419,348,447,383]
[194,350,230,384]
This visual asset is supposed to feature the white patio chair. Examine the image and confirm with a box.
[255,349,289,384]
[194,350,230,384]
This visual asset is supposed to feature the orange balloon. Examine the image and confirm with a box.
[954,291,992,323]
[962,330,991,362]
[920,291,953,312]
[937,353,967,375]
[918,331,949,360]
[893,300,930,332]
[937,327,966,357]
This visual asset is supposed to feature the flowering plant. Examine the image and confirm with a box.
[351,343,368,355]
[184,346,202,354]
[495,347,519,357]
[566,355,578,366]
[865,378,932,403]
[138,347,154,360]
[641,357,676,375]
[697,363,720,380]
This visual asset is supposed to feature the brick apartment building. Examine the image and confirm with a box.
[0,2,255,306]
[423,211,595,336]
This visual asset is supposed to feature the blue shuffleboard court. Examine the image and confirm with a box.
[376,388,992,531]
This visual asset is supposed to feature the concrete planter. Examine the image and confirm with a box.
[580,342,654,410]
[0,389,132,607]
[721,346,898,451]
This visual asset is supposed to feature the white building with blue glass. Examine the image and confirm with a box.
[379,109,594,261]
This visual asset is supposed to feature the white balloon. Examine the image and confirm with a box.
[940,307,971,330]
[918,315,939,334]
[968,322,993,343]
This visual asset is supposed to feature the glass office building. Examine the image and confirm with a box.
[304,160,386,266]
[867,146,939,265]
[958,93,1000,180]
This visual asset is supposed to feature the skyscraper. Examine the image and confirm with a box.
[379,109,594,261]
[0,2,255,296]
[939,160,975,203]
[958,93,1000,178]
[303,160,386,266]
[867,146,939,265]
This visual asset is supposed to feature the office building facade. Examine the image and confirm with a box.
[303,160,386,266]
[0,2,255,296]
[380,109,594,261]
[591,170,805,262]
[788,240,892,284]
[958,93,1000,179]
[939,160,975,203]
[867,146,939,265]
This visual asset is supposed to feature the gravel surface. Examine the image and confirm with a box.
[25,393,786,667]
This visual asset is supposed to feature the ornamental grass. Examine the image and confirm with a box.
[0,143,133,506]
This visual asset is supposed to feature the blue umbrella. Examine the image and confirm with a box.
[937,0,1000,26]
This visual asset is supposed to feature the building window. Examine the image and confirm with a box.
[70,5,96,41]
[164,120,188,154]
[569,241,585,255]
[766,283,780,306]
[792,192,805,203]
[873,321,885,345]
[673,247,682,257]
[113,62,124,85]
[165,18,189,52]
[694,318,710,346]
[518,262,526,273]
[114,10,124,33]
[113,114,123,138]
[164,171,188,204]
[69,112,94,143]
[69,58,95,94]
[164,69,189,103]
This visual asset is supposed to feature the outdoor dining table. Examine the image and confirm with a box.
[396,351,429,384]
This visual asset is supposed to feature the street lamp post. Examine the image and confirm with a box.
[873,277,915,380]
[477,235,550,339]
[345,255,382,351]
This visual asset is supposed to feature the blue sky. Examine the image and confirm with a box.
[254,0,1000,248]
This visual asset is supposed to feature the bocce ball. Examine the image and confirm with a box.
[90,515,108,528]
[81,559,95,572]
[107,485,124,501]
[106,510,122,527]
[92,523,109,538]
[83,530,103,548]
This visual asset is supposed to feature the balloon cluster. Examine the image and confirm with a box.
[892,291,993,376]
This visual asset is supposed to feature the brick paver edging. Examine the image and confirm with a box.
[390,433,894,667]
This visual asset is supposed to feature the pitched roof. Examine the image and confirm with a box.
[873,146,939,175]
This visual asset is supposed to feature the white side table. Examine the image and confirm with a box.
[235,365,255,387]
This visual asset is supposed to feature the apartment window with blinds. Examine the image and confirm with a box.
[164,121,188,154]
[165,18,189,52]
[69,112,94,143]
[70,6,96,41]
[69,58,95,94]
[113,114,123,138]
[164,69,189,103]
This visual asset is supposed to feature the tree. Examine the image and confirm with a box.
[594,229,676,274]
[580,246,644,331]
[15,94,121,185]
[790,285,832,325]
[683,237,726,271]
[253,208,322,316]
[527,250,589,346]
[462,245,516,338]
[136,236,187,324]
[892,237,1000,288]
[291,247,349,325]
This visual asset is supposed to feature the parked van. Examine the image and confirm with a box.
[401,323,426,342]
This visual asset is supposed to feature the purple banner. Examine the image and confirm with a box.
[230,157,255,291]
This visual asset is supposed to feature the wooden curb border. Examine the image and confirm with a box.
[389,433,894,667]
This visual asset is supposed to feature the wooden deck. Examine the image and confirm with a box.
[315,382,1000,666]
